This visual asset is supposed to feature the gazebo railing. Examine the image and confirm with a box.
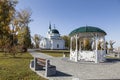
[78,51,95,61]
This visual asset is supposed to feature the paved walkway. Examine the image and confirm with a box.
[28,49,120,80]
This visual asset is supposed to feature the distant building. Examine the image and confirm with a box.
[40,24,65,50]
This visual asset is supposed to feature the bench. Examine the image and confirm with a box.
[31,57,56,76]
[36,58,47,68]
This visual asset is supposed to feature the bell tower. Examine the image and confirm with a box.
[47,22,52,39]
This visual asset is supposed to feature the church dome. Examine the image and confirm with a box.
[51,29,59,34]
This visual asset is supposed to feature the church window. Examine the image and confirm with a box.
[57,44,59,48]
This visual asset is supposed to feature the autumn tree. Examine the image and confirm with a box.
[32,34,41,48]
[83,38,91,50]
[0,1,33,56]
[16,9,32,49]
[0,0,17,51]
[62,35,70,49]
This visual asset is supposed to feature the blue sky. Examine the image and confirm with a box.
[16,0,120,47]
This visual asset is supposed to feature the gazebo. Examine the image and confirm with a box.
[69,26,107,63]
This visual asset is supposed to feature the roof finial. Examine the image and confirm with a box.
[54,24,56,29]
[49,21,51,30]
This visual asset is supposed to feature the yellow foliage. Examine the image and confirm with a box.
[6,18,10,22]
[0,16,2,20]
[83,38,90,50]
[1,21,4,26]
[0,8,3,13]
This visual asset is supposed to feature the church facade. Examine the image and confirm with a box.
[40,24,65,50]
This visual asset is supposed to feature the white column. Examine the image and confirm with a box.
[103,36,106,50]
[76,35,78,51]
[103,36,106,61]
[79,40,82,52]
[75,35,78,62]
[70,37,73,51]
[95,35,98,63]
[92,38,95,50]
[95,38,98,51]
[70,37,73,60]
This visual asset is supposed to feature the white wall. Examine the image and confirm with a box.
[40,39,51,49]
[40,38,65,50]
[51,39,65,49]
[70,50,106,62]
[78,51,95,61]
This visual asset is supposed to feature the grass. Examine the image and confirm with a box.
[0,52,47,80]
[106,55,120,59]
[36,50,70,57]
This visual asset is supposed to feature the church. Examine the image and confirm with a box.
[40,24,65,50]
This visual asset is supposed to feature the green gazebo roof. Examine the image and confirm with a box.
[69,26,107,36]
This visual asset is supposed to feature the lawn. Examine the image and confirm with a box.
[36,50,70,57]
[0,52,47,80]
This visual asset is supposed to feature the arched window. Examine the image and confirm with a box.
[57,44,59,48]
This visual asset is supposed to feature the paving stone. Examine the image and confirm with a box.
[29,49,120,80]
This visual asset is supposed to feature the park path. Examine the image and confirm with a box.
[28,49,53,59]
[28,49,120,80]
[28,49,72,80]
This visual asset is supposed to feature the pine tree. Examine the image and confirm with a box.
[17,26,31,49]
[25,26,31,48]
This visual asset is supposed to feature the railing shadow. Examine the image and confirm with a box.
[106,58,120,63]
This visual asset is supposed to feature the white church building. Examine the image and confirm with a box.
[40,24,65,50]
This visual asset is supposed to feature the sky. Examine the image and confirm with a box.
[16,0,120,48]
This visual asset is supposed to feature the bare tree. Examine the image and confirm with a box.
[109,40,116,52]
[16,8,32,27]
[16,9,32,50]
[32,34,41,48]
